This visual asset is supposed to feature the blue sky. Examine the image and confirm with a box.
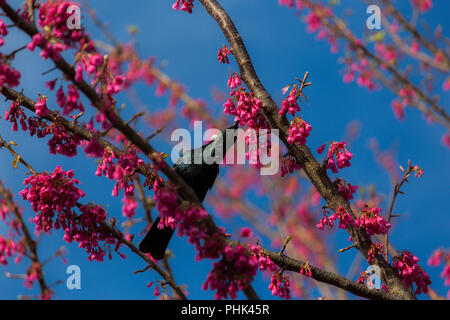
[0,0,448,299]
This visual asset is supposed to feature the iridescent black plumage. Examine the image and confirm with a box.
[138,123,238,259]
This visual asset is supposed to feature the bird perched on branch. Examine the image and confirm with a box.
[139,122,239,260]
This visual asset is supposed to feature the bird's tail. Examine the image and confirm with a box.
[138,216,175,260]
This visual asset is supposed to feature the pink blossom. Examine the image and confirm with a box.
[442,133,450,149]
[269,271,291,299]
[354,206,391,237]
[391,100,406,120]
[203,244,259,300]
[427,250,442,267]
[223,88,269,130]
[324,141,353,173]
[35,95,49,116]
[411,41,420,54]
[227,73,241,89]
[317,207,354,230]
[392,250,431,295]
[367,242,384,263]
[122,196,138,219]
[240,227,253,238]
[0,55,21,88]
[217,45,231,64]
[84,136,105,158]
[335,179,359,201]
[154,285,160,296]
[280,87,301,116]
[280,155,301,177]
[287,118,312,146]
[172,0,194,14]
[411,0,433,12]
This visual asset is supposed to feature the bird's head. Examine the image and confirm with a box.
[202,122,239,162]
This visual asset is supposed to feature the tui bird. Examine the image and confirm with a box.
[138,122,239,259]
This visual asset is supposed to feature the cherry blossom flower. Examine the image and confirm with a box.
[217,45,231,64]
[240,227,253,238]
[411,0,433,12]
[324,141,353,173]
[367,242,384,263]
[172,0,194,14]
[0,55,21,88]
[227,73,241,89]
[392,250,431,295]
[223,88,268,130]
[287,118,312,146]
[335,179,359,201]
[202,244,259,300]
[269,270,291,299]
[354,205,391,237]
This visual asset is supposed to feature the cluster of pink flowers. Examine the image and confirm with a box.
[4,101,28,132]
[172,0,194,14]
[0,236,25,265]
[217,45,231,64]
[26,1,93,60]
[27,33,64,61]
[95,147,144,197]
[4,100,81,157]
[240,227,253,238]
[19,166,121,262]
[367,242,384,263]
[342,59,375,91]
[0,199,9,221]
[19,166,86,232]
[54,85,85,116]
[399,86,416,105]
[280,86,301,116]
[354,206,391,237]
[227,73,241,89]
[0,54,21,88]
[47,123,81,157]
[316,206,354,230]
[68,203,121,262]
[0,17,7,46]
[374,42,399,65]
[391,99,406,120]
[35,95,49,117]
[269,270,291,299]
[287,118,312,146]
[335,179,359,201]
[280,155,301,177]
[223,88,269,130]
[84,135,104,158]
[443,78,450,91]
[411,0,433,12]
[121,196,138,219]
[255,249,291,299]
[412,165,424,178]
[153,181,180,230]
[203,244,259,300]
[392,250,432,295]
[319,141,353,173]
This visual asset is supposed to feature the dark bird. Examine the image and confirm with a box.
[138,122,239,259]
